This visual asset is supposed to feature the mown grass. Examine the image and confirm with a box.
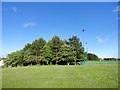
[0,67,2,89]
[2,61,118,88]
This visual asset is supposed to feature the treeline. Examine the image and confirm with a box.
[4,35,99,67]
[103,58,119,61]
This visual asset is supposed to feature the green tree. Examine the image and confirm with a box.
[87,53,99,61]
[23,38,46,65]
[30,38,46,56]
[58,44,76,65]
[68,36,84,60]
[41,44,52,65]
[4,50,24,67]
[48,36,63,64]
[23,49,39,66]
[23,43,31,51]
[4,35,100,67]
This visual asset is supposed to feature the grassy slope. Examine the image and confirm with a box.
[2,62,118,88]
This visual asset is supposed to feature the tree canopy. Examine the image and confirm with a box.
[4,35,100,67]
[87,53,100,61]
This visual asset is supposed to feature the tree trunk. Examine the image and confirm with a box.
[50,61,52,65]
[56,60,57,65]
[46,61,48,65]
[67,62,69,65]
[75,60,76,65]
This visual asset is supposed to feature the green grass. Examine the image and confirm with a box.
[0,67,2,90]
[2,61,118,88]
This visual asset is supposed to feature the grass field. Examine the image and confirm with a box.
[2,61,118,88]
[0,67,2,90]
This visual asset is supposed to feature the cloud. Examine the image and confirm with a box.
[96,36,109,44]
[23,22,36,28]
[113,5,120,12]
[12,6,17,13]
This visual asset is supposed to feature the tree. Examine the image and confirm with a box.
[41,44,52,65]
[30,38,46,56]
[62,39,69,45]
[48,36,63,64]
[23,38,46,65]
[23,49,39,66]
[58,44,76,65]
[4,35,100,67]
[68,36,84,60]
[23,43,31,51]
[87,53,99,61]
[4,50,24,67]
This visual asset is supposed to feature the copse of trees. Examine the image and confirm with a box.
[4,35,100,67]
[87,53,99,61]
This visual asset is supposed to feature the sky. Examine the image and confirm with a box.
[1,2,119,58]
